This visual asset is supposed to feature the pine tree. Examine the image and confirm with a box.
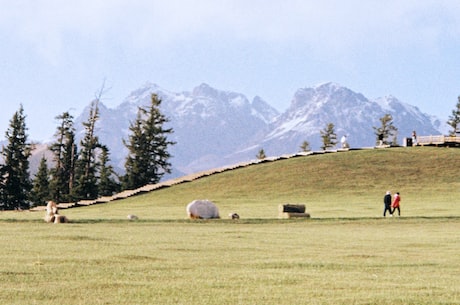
[123,94,175,190]
[320,123,337,150]
[0,105,32,210]
[256,148,266,160]
[98,146,120,196]
[123,111,145,189]
[31,156,50,207]
[300,140,311,152]
[373,114,398,146]
[49,112,78,203]
[73,100,101,200]
[447,96,460,136]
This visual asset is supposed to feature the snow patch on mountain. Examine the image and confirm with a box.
[68,82,447,177]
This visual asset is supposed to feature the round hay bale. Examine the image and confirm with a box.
[127,214,139,221]
[228,213,240,219]
[186,199,220,219]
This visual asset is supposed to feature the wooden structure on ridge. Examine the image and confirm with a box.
[415,135,460,147]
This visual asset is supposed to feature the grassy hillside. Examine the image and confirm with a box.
[55,146,460,221]
[0,147,459,305]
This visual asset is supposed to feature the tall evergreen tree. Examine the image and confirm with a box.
[447,96,460,136]
[98,145,120,196]
[373,114,398,146]
[73,100,101,200]
[320,123,337,150]
[123,111,146,189]
[0,105,32,210]
[49,112,78,203]
[123,93,175,190]
[31,156,50,207]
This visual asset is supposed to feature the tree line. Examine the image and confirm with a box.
[0,93,174,210]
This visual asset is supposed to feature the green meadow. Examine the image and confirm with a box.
[1,147,459,304]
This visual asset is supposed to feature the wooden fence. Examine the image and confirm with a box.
[416,135,460,146]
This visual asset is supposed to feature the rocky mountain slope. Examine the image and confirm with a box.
[236,82,444,159]
[25,82,447,178]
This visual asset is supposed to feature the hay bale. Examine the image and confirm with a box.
[186,199,220,219]
[44,214,56,223]
[278,204,306,213]
[44,201,69,223]
[54,214,69,223]
[127,214,139,220]
[44,201,58,223]
[278,204,310,218]
[279,212,311,219]
[228,213,240,219]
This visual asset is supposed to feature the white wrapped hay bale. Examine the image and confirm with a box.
[186,199,220,219]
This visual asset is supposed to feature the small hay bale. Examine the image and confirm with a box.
[44,200,69,223]
[54,214,69,223]
[44,214,56,223]
[127,214,139,221]
[228,213,240,219]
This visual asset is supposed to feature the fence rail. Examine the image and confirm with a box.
[416,135,460,146]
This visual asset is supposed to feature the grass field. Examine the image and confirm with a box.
[0,147,459,304]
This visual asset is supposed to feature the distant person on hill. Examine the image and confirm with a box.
[383,191,392,217]
[391,192,401,216]
[378,133,384,146]
[341,135,349,148]
[412,131,417,146]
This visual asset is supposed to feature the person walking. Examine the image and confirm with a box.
[341,135,349,148]
[391,192,401,216]
[383,191,392,217]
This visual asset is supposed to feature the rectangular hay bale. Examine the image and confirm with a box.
[278,204,306,213]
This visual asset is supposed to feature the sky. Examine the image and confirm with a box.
[1,0,459,141]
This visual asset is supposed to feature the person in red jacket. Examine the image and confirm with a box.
[391,192,401,216]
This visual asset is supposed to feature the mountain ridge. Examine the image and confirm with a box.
[24,82,449,178]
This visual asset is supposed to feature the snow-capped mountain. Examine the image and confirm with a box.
[69,82,446,177]
[75,83,279,176]
[234,82,443,159]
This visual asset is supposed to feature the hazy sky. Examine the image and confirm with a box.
[1,0,459,141]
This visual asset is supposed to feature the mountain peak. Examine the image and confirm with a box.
[312,82,363,98]
[314,82,343,91]
[192,83,219,97]
[123,82,166,103]
[68,81,445,178]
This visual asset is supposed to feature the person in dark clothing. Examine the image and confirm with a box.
[378,133,384,146]
[383,191,392,217]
